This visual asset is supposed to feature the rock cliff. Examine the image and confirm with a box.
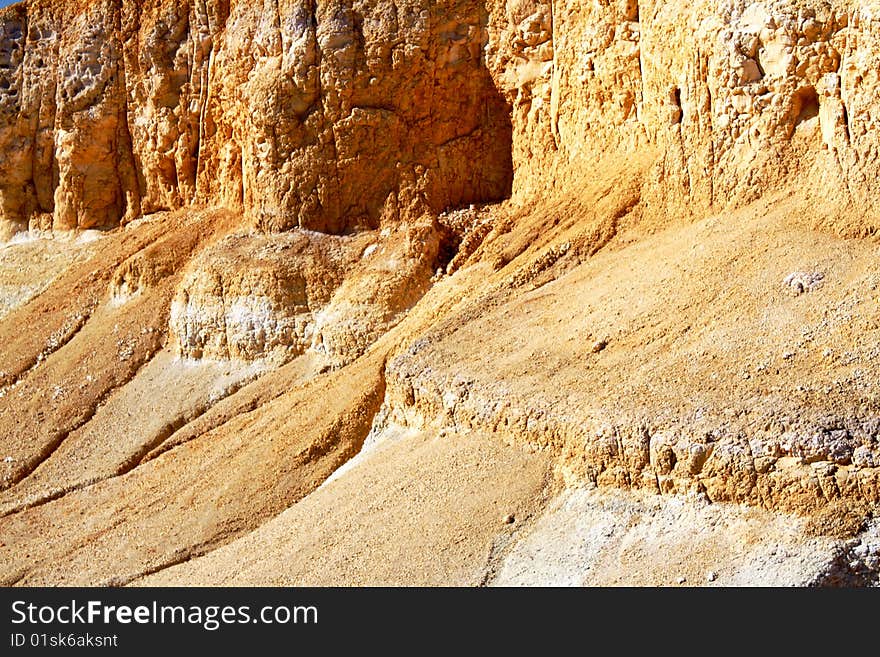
[0,0,513,237]
[5,1,880,239]
[1,0,879,586]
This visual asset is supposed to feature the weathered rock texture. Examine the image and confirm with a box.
[0,0,514,236]
[2,0,880,587]
[169,221,438,364]
[4,0,880,239]
[486,0,880,236]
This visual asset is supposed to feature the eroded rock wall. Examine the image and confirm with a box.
[202,0,514,233]
[0,0,514,237]
[486,0,880,233]
[0,0,139,236]
[4,0,880,238]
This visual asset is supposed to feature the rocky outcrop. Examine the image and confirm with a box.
[382,348,880,512]
[0,0,514,237]
[3,0,880,586]
[169,221,438,364]
[6,1,880,239]
[169,230,370,362]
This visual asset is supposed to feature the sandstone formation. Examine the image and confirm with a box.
[0,0,513,236]
[1,0,879,586]
[6,1,880,239]
[169,220,438,365]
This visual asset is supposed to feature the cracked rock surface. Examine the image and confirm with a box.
[1,0,879,586]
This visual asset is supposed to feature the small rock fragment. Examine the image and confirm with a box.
[591,339,608,354]
[707,571,718,582]
[784,271,824,295]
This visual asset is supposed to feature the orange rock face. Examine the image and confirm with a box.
[0,0,514,236]
[3,0,880,586]
[4,1,880,240]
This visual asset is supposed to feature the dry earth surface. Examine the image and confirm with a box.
[0,0,879,586]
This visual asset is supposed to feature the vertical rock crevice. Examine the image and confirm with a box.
[0,4,33,238]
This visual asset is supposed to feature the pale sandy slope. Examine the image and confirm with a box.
[141,427,553,586]
[140,422,874,587]
[2,192,879,586]
[142,193,880,587]
[0,232,98,320]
